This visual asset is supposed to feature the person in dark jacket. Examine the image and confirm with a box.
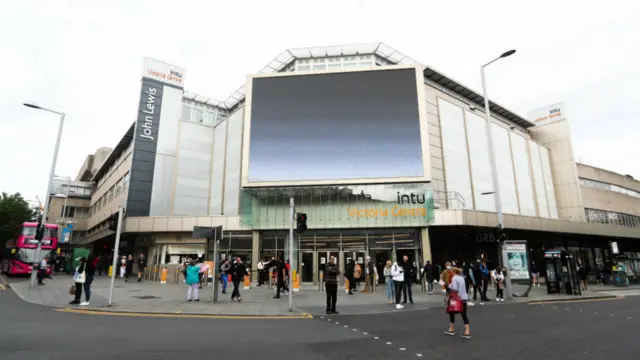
[82,256,96,306]
[423,261,436,294]
[324,256,340,314]
[229,257,248,302]
[401,255,415,304]
[345,259,356,295]
[478,260,490,302]
[125,254,134,282]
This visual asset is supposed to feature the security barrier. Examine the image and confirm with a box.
[292,270,300,292]
[344,278,349,293]
[243,275,251,290]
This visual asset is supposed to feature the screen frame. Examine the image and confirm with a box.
[241,64,431,188]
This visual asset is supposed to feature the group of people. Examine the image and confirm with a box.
[181,257,249,302]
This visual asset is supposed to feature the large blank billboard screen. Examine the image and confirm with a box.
[243,65,429,187]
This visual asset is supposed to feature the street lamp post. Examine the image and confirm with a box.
[24,103,66,289]
[480,50,516,299]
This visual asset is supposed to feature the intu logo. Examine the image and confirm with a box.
[170,69,183,78]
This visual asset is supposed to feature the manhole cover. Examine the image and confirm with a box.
[132,296,160,300]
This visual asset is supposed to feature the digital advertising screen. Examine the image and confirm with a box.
[242,65,429,187]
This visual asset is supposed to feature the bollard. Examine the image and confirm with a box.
[161,267,167,284]
[292,270,299,292]
[421,276,427,292]
[319,271,324,292]
[344,278,349,293]
[243,275,251,290]
[153,266,158,283]
[268,271,272,290]
[372,274,376,293]
[108,265,113,277]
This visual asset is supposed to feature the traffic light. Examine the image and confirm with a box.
[495,225,507,242]
[296,213,308,233]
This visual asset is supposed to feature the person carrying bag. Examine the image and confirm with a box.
[70,257,87,305]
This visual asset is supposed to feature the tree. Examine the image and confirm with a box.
[0,192,38,256]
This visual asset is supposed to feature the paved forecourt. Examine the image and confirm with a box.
[3,273,629,316]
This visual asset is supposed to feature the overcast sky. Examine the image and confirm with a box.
[1,0,639,204]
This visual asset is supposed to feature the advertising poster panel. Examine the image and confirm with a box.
[503,241,529,280]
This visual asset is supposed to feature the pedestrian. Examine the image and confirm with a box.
[492,267,505,302]
[137,253,147,282]
[440,261,454,294]
[324,256,340,314]
[444,267,471,339]
[70,257,87,305]
[81,255,96,306]
[423,261,435,294]
[119,256,126,279]
[345,259,356,295]
[363,256,375,292]
[383,260,395,304]
[37,255,49,285]
[478,260,490,301]
[273,256,289,299]
[185,260,200,302]
[230,257,248,302]
[257,258,265,286]
[401,255,415,304]
[463,262,476,306]
[354,261,362,291]
[578,264,588,291]
[125,254,134,282]
[219,259,230,294]
[390,259,405,310]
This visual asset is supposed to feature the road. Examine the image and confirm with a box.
[1,285,638,359]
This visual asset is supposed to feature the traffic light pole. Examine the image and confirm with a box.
[107,206,124,307]
[30,112,65,289]
[288,197,294,312]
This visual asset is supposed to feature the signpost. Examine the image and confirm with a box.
[193,226,222,302]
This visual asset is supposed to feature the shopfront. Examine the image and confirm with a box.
[240,184,435,283]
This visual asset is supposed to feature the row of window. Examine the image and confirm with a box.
[585,208,640,229]
[580,178,640,199]
[96,144,132,189]
[90,172,129,216]
[60,206,90,219]
[182,102,228,127]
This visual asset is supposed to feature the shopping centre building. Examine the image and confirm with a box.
[64,43,640,283]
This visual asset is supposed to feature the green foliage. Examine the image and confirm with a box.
[0,192,38,254]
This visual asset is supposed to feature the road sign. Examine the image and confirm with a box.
[192,226,222,238]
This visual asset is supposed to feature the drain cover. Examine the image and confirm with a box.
[132,295,160,300]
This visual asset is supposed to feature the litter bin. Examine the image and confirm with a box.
[612,271,629,287]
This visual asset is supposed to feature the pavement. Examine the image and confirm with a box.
[3,273,637,316]
[1,278,639,360]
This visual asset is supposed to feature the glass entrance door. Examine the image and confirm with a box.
[301,252,314,283]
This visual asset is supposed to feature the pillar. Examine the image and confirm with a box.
[251,231,260,282]
[420,227,432,264]
[160,245,167,265]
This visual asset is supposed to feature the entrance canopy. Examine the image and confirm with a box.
[239,183,435,230]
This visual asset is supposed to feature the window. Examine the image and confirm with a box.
[123,172,130,192]
[586,208,640,228]
[192,108,204,123]
[108,186,115,202]
[115,178,122,197]
[60,206,76,218]
[203,110,217,126]
[580,178,640,199]
[438,99,472,209]
[182,104,192,121]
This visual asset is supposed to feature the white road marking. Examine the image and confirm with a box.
[386,342,392,345]
[374,337,379,340]
[363,332,368,335]
[399,348,406,351]
[417,354,423,357]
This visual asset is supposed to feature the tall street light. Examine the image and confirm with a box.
[23,103,66,288]
[480,49,516,299]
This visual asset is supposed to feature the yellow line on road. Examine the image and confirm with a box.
[56,308,313,319]
[529,297,623,305]
[0,284,5,290]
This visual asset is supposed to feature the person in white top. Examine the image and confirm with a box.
[492,267,505,301]
[390,261,405,309]
[257,259,265,286]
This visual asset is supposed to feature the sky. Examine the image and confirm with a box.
[1,0,639,204]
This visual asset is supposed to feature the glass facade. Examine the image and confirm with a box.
[438,98,473,209]
[239,183,435,230]
[209,121,227,215]
[222,109,244,216]
[173,121,213,216]
[466,111,494,212]
[529,140,549,218]
[510,132,536,216]
[491,123,519,215]
[539,147,559,219]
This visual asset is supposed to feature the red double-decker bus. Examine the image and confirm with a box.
[1,222,58,275]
